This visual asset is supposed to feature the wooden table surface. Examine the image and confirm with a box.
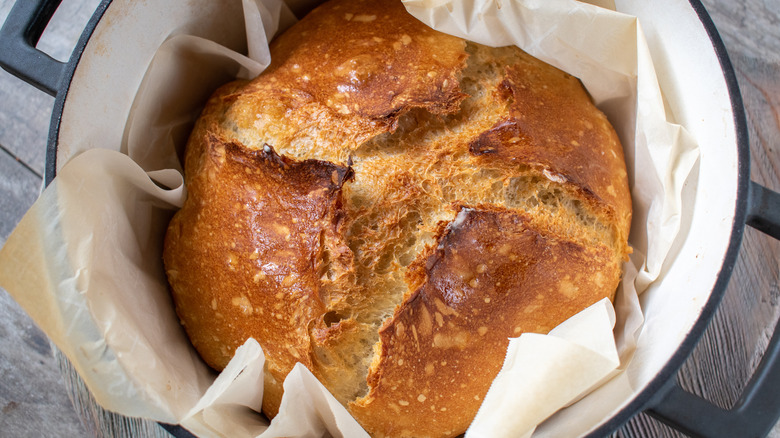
[0,0,778,437]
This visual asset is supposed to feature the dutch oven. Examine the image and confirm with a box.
[1,0,779,436]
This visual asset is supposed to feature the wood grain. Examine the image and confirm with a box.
[0,0,777,437]
[0,69,52,178]
[0,140,40,245]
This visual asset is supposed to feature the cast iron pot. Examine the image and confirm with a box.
[2,0,780,436]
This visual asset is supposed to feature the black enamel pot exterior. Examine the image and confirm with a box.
[2,0,779,437]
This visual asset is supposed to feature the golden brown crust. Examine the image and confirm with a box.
[163,0,632,435]
[265,0,467,119]
[348,207,619,437]
[163,134,352,415]
[221,0,468,163]
[472,62,632,242]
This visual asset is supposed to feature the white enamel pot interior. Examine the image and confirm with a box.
[1,0,770,436]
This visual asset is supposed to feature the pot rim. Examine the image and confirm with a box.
[44,0,111,187]
[583,0,750,433]
[43,0,752,435]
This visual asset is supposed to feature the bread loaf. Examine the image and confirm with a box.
[163,0,632,436]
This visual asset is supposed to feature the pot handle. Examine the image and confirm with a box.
[0,0,65,97]
[645,181,780,437]
[746,181,780,241]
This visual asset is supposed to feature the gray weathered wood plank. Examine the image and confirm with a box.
[0,289,86,438]
[0,149,40,245]
[0,69,53,177]
[1,273,86,438]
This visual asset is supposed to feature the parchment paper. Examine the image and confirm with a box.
[0,0,699,437]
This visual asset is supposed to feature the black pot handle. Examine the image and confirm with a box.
[160,423,197,438]
[0,0,65,97]
[646,181,780,438]
[746,181,780,241]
